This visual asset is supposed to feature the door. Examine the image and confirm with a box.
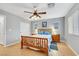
[0,15,5,44]
[20,22,31,36]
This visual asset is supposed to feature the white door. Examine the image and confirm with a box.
[0,15,5,44]
[20,22,31,36]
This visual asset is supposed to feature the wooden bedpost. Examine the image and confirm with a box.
[21,36,23,49]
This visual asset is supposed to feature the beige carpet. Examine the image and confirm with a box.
[0,42,76,56]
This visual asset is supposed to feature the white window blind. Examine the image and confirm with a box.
[68,16,73,34]
[68,10,79,35]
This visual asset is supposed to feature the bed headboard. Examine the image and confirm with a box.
[38,28,52,35]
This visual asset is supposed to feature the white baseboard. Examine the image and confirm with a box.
[64,40,79,56]
[0,42,6,46]
[0,42,3,45]
[4,40,20,47]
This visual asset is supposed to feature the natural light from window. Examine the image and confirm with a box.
[68,10,79,35]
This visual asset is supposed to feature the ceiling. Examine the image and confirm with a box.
[0,3,74,21]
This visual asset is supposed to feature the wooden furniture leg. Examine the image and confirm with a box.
[21,37,23,49]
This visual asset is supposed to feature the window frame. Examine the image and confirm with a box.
[68,10,79,36]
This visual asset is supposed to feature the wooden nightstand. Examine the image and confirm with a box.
[52,34,60,42]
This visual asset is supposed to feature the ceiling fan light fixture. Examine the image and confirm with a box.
[29,16,40,21]
[31,15,40,20]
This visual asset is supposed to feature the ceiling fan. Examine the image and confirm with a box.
[24,9,46,19]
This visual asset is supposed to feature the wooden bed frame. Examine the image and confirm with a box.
[21,36,48,55]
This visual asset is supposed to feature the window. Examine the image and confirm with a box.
[68,16,73,34]
[68,10,79,35]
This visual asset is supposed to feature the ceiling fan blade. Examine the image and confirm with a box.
[38,12,46,14]
[36,14,41,18]
[24,11,32,14]
[29,15,34,18]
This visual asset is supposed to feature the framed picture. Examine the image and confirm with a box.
[53,22,59,31]
[42,21,47,27]
[34,23,37,29]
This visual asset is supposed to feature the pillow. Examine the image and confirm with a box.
[38,31,51,35]
[38,31,44,35]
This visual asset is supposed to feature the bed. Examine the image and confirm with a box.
[21,29,52,55]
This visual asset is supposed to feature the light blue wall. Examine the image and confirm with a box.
[31,17,65,40]
[65,4,79,54]
[0,9,31,45]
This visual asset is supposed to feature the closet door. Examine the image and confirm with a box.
[0,23,2,43]
[0,15,5,44]
[20,22,31,36]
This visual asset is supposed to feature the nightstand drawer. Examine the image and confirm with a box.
[52,34,60,42]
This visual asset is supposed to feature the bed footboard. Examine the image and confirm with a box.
[21,36,48,54]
